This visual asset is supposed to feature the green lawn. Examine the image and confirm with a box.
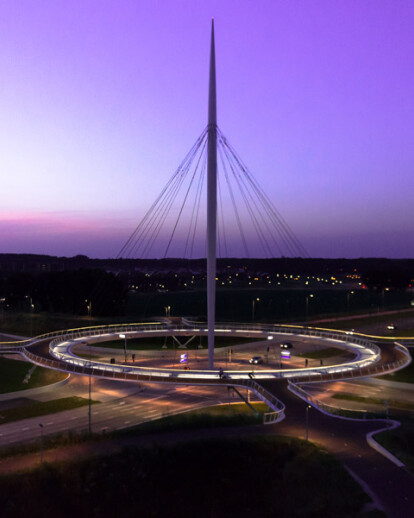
[376,419,414,473]
[94,335,257,351]
[332,393,414,412]
[0,357,67,393]
[310,309,414,335]
[125,402,268,435]
[380,361,414,384]
[0,435,372,518]
[298,347,350,359]
[0,396,99,425]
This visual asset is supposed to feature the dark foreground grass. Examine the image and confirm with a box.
[0,397,99,425]
[380,361,414,384]
[0,435,370,518]
[98,335,257,350]
[331,393,414,414]
[0,402,266,459]
[121,402,267,436]
[0,357,67,393]
[298,347,347,359]
[376,419,414,473]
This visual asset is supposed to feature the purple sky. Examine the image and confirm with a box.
[1,1,414,259]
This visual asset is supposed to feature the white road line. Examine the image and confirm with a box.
[22,427,30,431]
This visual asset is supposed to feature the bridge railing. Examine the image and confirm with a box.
[287,342,411,384]
[0,320,169,351]
[42,321,386,382]
[288,382,386,420]
[231,378,286,424]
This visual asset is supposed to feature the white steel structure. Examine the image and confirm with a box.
[207,20,217,369]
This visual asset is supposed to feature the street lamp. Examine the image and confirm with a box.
[346,291,354,312]
[164,305,171,317]
[252,297,260,322]
[30,299,35,336]
[88,341,92,434]
[305,294,314,320]
[39,423,44,463]
[305,405,311,440]
[266,335,274,363]
[0,297,5,322]
[85,299,92,317]
[119,333,127,363]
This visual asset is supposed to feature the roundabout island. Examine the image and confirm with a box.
[1,319,410,424]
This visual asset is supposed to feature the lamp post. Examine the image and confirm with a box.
[305,405,311,440]
[119,333,127,363]
[88,341,92,435]
[252,297,260,322]
[39,423,44,463]
[164,305,171,317]
[305,294,314,320]
[30,298,34,337]
[85,299,92,317]
[267,335,273,363]
[346,291,354,312]
[0,297,5,322]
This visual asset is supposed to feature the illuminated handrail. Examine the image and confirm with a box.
[288,382,386,420]
[44,322,382,382]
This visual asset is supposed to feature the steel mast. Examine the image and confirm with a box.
[207,19,217,369]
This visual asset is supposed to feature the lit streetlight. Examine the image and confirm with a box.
[39,423,44,463]
[305,294,314,320]
[119,333,127,363]
[346,291,354,312]
[252,297,260,322]
[88,341,92,434]
[305,405,311,440]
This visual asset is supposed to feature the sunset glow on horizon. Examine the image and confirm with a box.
[1,1,414,259]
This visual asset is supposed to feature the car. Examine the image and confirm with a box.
[280,342,293,349]
[249,356,263,364]
[387,324,397,330]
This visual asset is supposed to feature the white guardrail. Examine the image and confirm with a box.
[42,321,384,381]
[6,320,410,426]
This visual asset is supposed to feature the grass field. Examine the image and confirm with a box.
[1,287,412,338]
[298,347,348,359]
[380,361,414,384]
[96,335,258,351]
[0,396,99,425]
[332,393,414,412]
[376,419,414,473]
[0,402,267,458]
[0,435,372,518]
[0,357,67,393]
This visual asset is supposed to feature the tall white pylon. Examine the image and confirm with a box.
[207,19,217,370]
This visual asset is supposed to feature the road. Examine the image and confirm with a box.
[0,376,236,448]
[260,378,414,518]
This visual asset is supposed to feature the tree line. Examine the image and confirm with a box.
[0,269,127,316]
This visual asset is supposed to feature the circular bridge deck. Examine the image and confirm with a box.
[12,321,408,383]
[1,321,410,421]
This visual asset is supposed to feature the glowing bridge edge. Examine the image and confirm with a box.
[45,322,383,381]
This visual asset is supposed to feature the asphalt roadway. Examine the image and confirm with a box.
[1,375,413,517]
[3,333,414,516]
[261,378,414,518]
[0,375,238,448]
